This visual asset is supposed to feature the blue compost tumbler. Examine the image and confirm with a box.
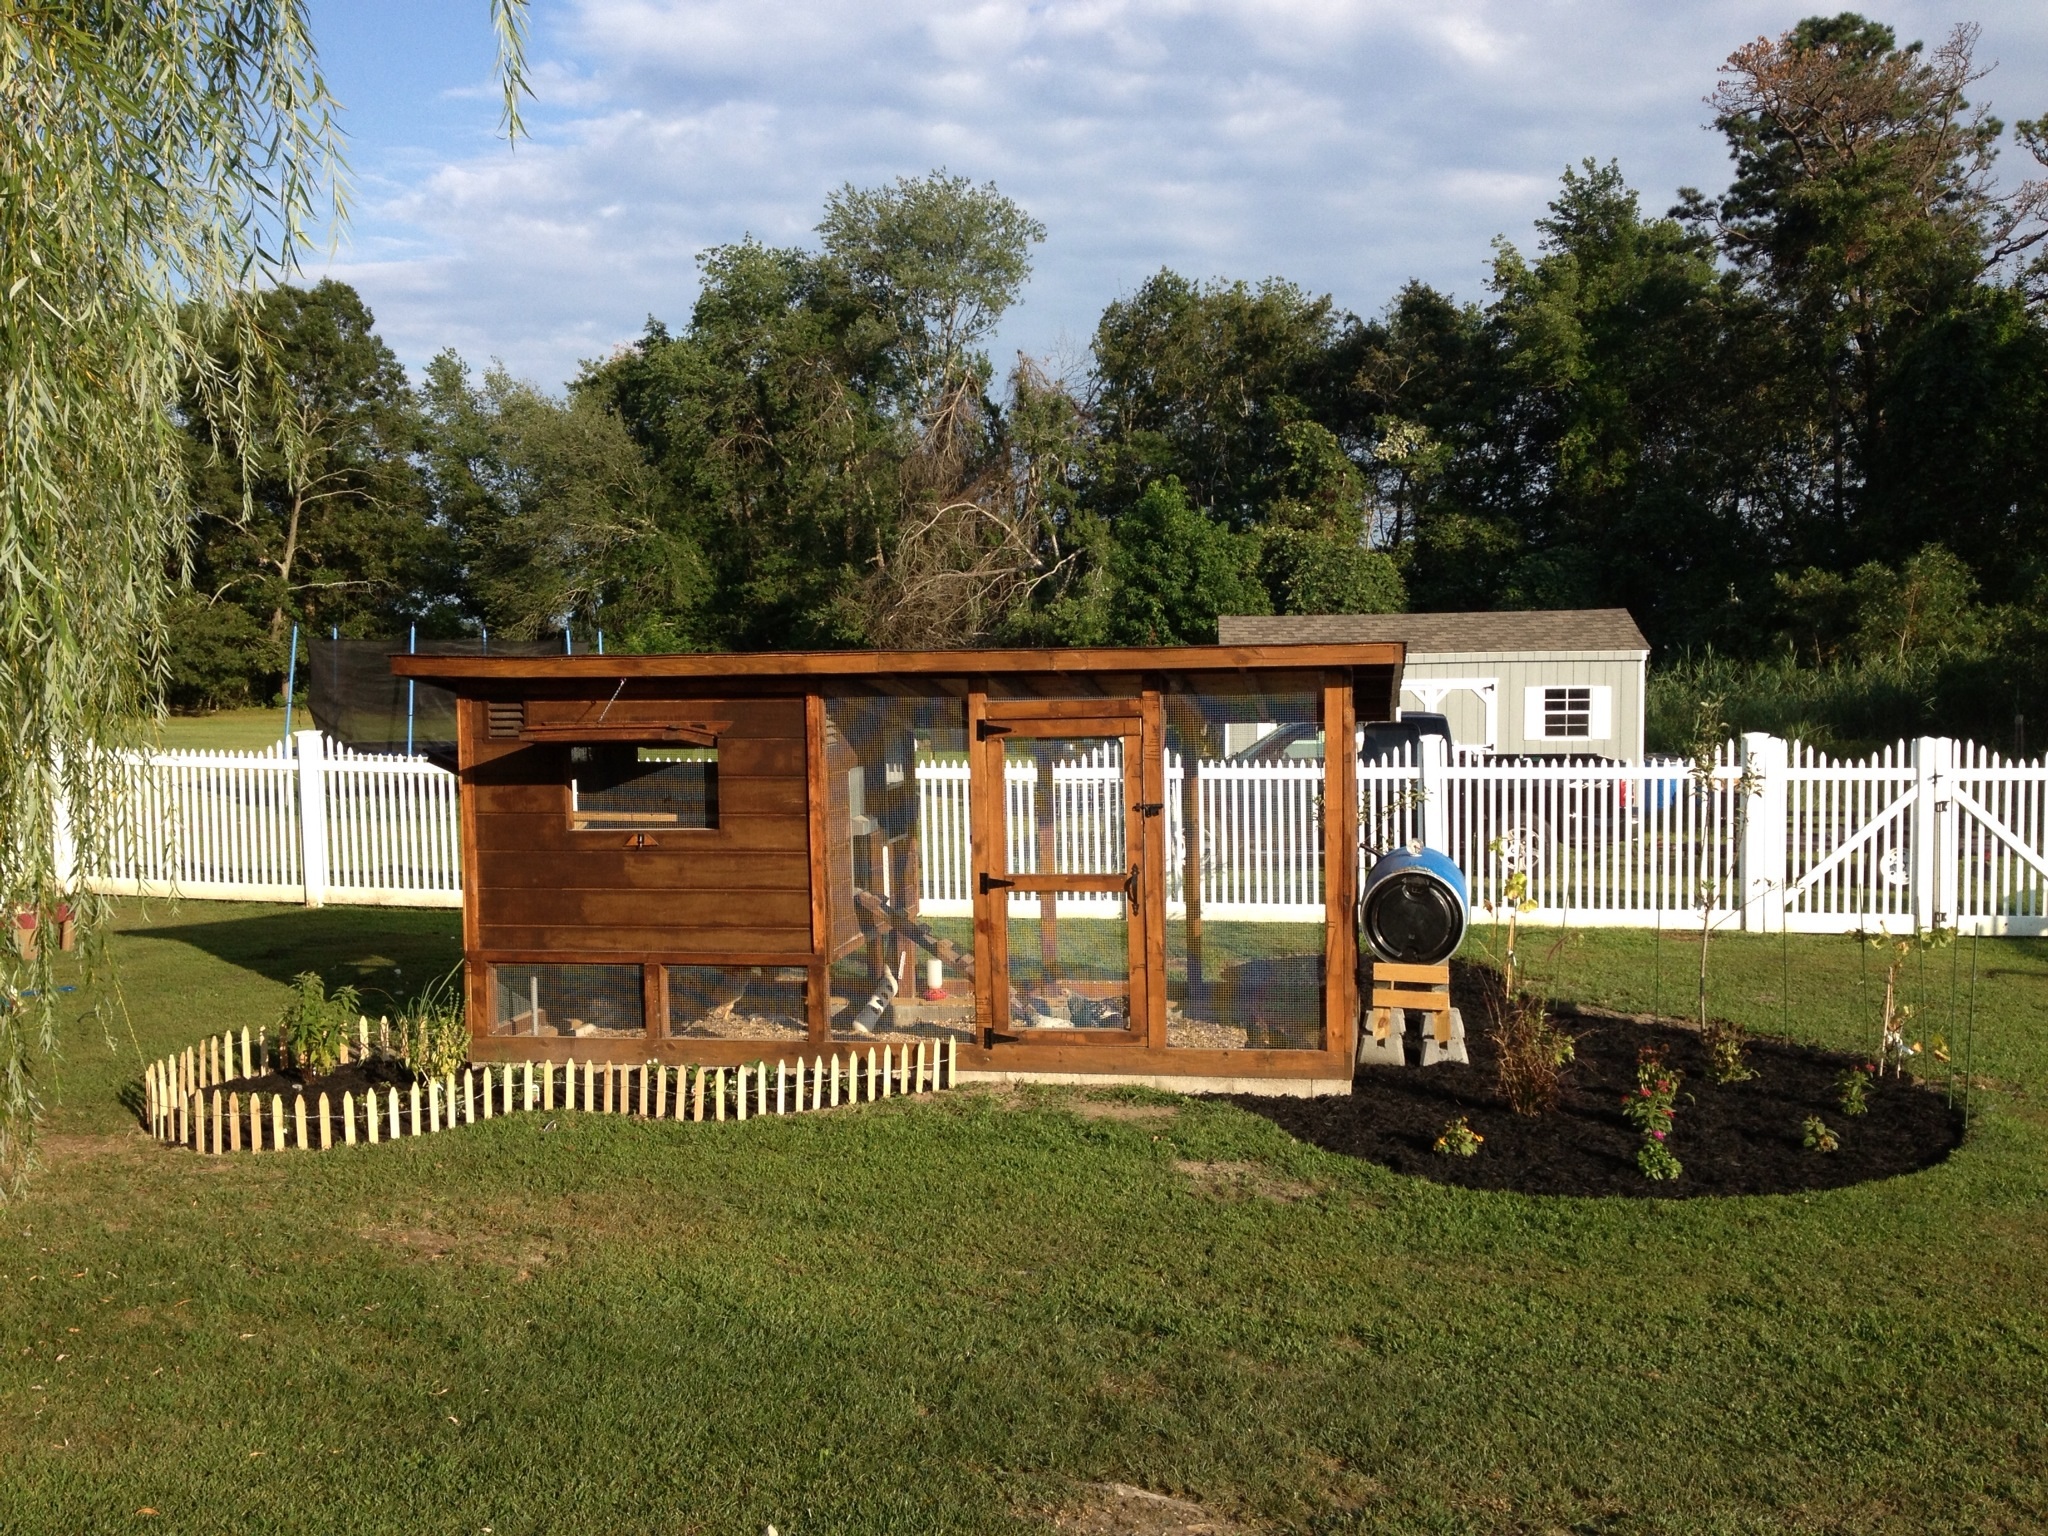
[1359,847,1469,965]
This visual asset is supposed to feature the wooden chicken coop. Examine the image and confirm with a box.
[392,643,1404,1094]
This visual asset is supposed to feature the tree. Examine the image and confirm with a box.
[0,1,526,1191]
[180,280,442,646]
[1104,480,1268,644]
[420,354,708,649]
[592,172,1063,651]
[1091,272,1365,530]
[1685,15,2048,550]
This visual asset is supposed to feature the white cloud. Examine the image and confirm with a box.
[318,0,2048,388]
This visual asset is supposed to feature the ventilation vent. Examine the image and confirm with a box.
[487,701,525,739]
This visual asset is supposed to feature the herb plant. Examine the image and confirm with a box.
[396,964,469,1084]
[276,971,361,1077]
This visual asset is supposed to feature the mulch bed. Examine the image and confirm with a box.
[215,1056,417,1102]
[1234,985,1964,1199]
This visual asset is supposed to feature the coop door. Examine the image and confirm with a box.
[971,704,1162,1043]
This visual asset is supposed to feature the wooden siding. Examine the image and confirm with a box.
[468,696,812,958]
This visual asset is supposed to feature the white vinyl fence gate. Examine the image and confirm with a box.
[81,730,2048,935]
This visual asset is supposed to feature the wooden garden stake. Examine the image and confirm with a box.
[318,1092,333,1149]
[584,1059,595,1112]
[250,1094,262,1151]
[544,1060,555,1112]
[241,1026,253,1078]
[388,1087,400,1141]
[655,1065,667,1119]
[368,1091,380,1144]
[463,1069,474,1123]
[343,1092,356,1146]
[228,1092,241,1151]
[715,1068,727,1122]
[525,1061,536,1112]
[410,1082,422,1137]
[693,1066,706,1122]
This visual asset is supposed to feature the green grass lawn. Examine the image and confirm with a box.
[150,707,292,754]
[5,903,2046,1532]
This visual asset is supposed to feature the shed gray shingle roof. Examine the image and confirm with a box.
[1219,608,1648,655]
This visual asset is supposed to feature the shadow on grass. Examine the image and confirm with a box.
[117,905,464,1013]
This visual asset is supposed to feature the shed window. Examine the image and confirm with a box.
[1543,687,1592,738]
[569,745,717,830]
[1523,685,1612,742]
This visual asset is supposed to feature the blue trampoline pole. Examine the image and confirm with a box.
[282,624,299,747]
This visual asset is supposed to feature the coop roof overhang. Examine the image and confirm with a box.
[391,641,1405,686]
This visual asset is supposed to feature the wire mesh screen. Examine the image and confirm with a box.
[491,964,645,1038]
[666,965,809,1041]
[823,685,976,1043]
[1003,895,1133,1030]
[1163,676,1327,1051]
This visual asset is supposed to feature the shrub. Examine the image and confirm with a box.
[1433,1116,1483,1157]
[396,965,469,1084]
[1802,1116,1840,1153]
[276,971,360,1077]
[1491,994,1576,1116]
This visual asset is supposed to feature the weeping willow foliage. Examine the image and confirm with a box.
[0,3,526,1192]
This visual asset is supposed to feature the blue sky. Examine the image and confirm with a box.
[307,1,2048,390]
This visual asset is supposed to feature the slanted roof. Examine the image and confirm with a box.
[1218,609,1648,656]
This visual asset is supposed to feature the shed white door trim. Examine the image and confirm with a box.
[1400,676,1498,750]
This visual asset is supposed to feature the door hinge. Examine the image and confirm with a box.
[976,720,1013,740]
[979,873,1015,894]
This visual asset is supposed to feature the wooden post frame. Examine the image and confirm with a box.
[1323,670,1361,1070]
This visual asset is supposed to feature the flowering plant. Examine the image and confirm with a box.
[1433,1116,1484,1157]
[1623,1045,1683,1181]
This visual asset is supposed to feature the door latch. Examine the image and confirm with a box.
[1133,801,1164,818]
[1124,864,1140,907]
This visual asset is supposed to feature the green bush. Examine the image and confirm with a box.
[276,971,360,1077]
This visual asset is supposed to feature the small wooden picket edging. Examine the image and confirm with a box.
[141,1019,959,1154]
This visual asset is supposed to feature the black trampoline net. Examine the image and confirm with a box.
[308,636,568,764]
[822,685,976,1045]
[491,963,645,1038]
[1163,675,1327,1051]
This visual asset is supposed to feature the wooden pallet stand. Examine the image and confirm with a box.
[1359,961,1467,1067]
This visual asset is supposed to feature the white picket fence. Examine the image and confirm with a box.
[91,730,460,907]
[82,729,2048,935]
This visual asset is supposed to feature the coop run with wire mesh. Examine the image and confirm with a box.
[394,641,1407,1095]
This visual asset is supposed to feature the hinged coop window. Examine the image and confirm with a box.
[568,745,718,830]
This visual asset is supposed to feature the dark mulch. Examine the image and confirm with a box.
[1234,997,1965,1199]
[216,1057,418,1102]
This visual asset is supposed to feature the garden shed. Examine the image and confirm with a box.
[1221,610,1650,760]
[392,643,1404,1095]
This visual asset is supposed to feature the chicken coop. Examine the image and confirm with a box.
[392,643,1404,1094]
